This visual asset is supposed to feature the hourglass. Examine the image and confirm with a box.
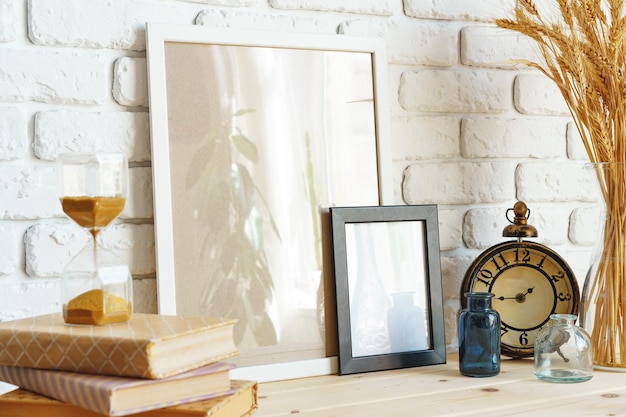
[58,153,133,325]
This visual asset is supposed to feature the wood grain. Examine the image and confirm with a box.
[255,355,626,416]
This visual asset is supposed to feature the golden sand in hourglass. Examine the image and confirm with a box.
[61,196,126,237]
[61,195,130,325]
[64,289,132,325]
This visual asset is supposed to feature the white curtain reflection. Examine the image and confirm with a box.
[230,47,325,344]
[228,47,378,349]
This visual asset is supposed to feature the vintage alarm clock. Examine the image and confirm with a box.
[460,201,580,359]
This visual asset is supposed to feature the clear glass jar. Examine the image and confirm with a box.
[534,314,593,383]
[458,292,500,377]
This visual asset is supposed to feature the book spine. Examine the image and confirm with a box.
[0,365,112,416]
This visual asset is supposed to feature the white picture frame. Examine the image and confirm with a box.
[146,22,392,381]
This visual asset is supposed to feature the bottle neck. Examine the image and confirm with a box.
[391,292,414,306]
[550,314,577,327]
[465,292,494,310]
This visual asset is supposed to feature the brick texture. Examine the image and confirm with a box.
[399,69,512,113]
[0,0,18,42]
[29,0,193,51]
[403,0,516,21]
[392,116,460,160]
[269,0,394,16]
[0,49,106,104]
[0,107,27,160]
[516,162,593,202]
[0,225,18,276]
[33,111,151,162]
[403,162,516,205]
[461,117,566,158]
[196,8,336,32]
[113,57,149,107]
[384,20,458,66]
[514,74,569,115]
[0,165,59,220]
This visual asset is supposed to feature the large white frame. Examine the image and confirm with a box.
[146,22,392,381]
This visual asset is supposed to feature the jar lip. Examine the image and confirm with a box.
[549,313,577,320]
[390,291,414,296]
[464,292,494,298]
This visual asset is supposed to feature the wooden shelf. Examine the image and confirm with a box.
[255,354,626,416]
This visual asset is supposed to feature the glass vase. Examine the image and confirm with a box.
[580,162,626,370]
[458,292,500,377]
[534,314,593,383]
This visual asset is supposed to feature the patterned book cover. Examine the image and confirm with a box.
[0,379,258,417]
[0,313,238,379]
[0,362,236,416]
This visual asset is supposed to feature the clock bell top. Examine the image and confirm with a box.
[502,201,538,238]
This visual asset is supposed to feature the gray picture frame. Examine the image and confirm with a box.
[330,205,446,375]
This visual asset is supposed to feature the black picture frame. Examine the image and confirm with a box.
[330,205,446,375]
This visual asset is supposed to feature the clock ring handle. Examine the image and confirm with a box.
[506,201,530,224]
[503,201,538,238]
[505,207,515,224]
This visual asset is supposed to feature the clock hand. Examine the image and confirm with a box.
[497,287,536,302]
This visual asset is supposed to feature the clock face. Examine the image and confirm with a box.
[461,240,579,358]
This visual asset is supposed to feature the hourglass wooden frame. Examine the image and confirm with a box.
[330,205,446,375]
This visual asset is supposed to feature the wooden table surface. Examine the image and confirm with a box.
[254,355,626,416]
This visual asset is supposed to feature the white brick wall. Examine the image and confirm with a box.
[0,0,601,351]
[33,111,151,162]
[269,0,395,15]
[460,117,566,159]
[403,162,517,205]
[0,49,106,104]
[404,0,516,22]
[113,58,149,107]
[0,107,26,160]
[399,70,513,113]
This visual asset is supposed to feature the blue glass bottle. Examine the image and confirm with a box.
[458,292,500,377]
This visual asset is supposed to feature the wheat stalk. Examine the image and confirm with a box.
[497,0,626,368]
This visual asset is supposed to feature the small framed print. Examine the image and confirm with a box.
[330,205,446,375]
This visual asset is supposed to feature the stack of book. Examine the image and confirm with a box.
[0,313,258,417]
